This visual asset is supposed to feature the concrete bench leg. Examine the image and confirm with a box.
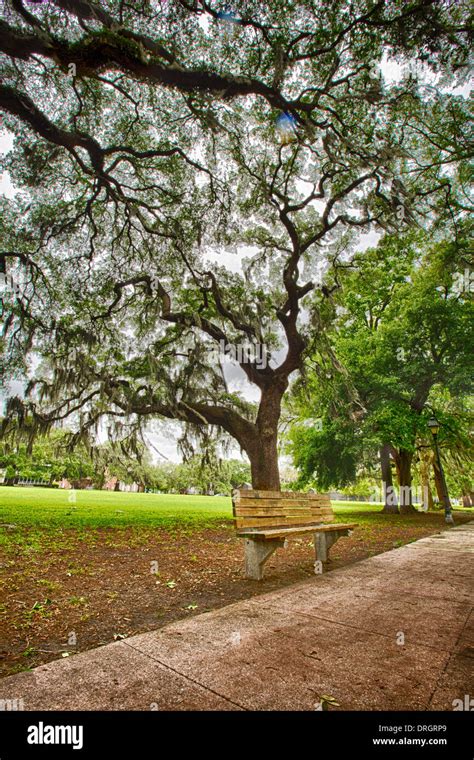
[244,538,285,580]
[314,530,352,565]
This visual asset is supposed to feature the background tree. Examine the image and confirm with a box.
[162,455,252,494]
[1,1,471,489]
[0,426,95,483]
[287,230,473,511]
[0,425,252,492]
[418,387,474,507]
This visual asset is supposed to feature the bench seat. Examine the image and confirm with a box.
[237,522,357,539]
[232,488,357,580]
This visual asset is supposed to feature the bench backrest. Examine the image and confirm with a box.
[232,489,334,532]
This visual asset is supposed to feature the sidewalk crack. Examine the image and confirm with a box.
[123,639,248,711]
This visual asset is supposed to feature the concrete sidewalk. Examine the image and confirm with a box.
[1,523,472,711]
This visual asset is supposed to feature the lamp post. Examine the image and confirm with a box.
[428,416,454,525]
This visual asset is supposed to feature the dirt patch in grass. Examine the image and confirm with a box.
[0,512,471,678]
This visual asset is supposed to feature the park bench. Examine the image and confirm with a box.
[232,488,357,580]
[16,479,51,487]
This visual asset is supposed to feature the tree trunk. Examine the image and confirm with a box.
[247,433,281,490]
[397,449,416,514]
[432,459,444,507]
[422,477,434,511]
[419,449,434,511]
[380,444,399,513]
[244,381,287,490]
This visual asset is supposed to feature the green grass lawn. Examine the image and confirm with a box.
[0,486,472,531]
[0,487,232,529]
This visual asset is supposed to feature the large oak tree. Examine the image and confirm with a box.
[0,1,472,488]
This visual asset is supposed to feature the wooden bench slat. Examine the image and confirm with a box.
[233,490,308,499]
[235,516,334,529]
[237,522,358,539]
[234,506,334,517]
[233,490,330,501]
[233,499,329,509]
[233,499,330,508]
[235,515,333,524]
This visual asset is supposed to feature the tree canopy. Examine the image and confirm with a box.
[1,1,472,488]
